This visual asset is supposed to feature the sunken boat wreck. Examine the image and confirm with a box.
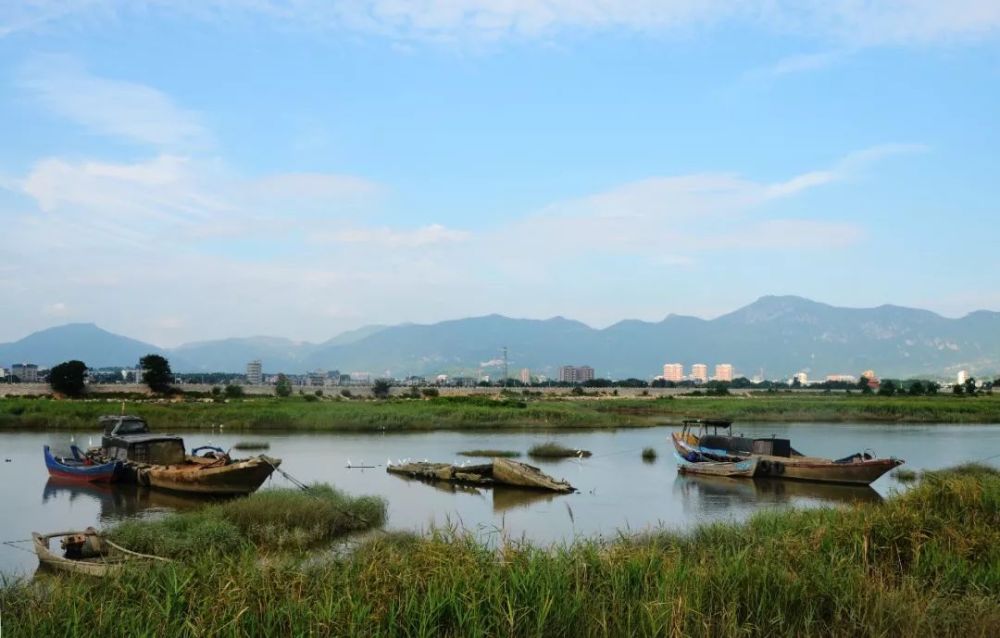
[387,457,575,493]
[84,415,280,496]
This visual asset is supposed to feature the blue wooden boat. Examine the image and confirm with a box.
[44,445,121,483]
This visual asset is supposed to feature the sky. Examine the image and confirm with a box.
[1,1,998,346]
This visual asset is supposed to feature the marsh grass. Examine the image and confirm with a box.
[4,394,1000,433]
[110,483,387,557]
[528,442,592,458]
[4,464,999,637]
[457,449,521,458]
[641,447,657,461]
[232,440,270,451]
[892,467,918,482]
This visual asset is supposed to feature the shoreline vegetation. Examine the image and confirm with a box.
[1,393,999,431]
[2,464,998,636]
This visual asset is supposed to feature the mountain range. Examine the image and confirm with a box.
[2,296,998,380]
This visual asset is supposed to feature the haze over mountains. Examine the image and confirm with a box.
[2,297,998,380]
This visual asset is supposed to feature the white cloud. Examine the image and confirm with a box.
[19,55,209,149]
[4,1,1000,45]
[317,224,471,247]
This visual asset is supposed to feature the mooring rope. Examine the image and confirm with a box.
[262,458,371,526]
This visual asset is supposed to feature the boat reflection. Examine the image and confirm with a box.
[672,473,882,514]
[491,487,556,513]
[42,478,214,521]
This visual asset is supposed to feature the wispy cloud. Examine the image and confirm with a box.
[5,2,1000,46]
[316,224,471,248]
[18,55,209,149]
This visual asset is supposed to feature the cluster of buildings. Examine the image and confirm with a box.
[659,363,733,384]
[557,365,595,383]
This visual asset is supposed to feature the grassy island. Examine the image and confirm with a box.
[2,464,998,637]
[0,393,999,432]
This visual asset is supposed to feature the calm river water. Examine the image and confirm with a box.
[3,423,999,576]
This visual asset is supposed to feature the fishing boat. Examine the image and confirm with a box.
[89,415,280,496]
[32,528,168,577]
[672,419,904,485]
[43,445,120,483]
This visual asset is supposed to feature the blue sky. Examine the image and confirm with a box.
[1,1,998,345]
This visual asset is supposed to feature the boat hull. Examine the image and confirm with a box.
[751,454,902,485]
[141,456,280,495]
[43,446,120,483]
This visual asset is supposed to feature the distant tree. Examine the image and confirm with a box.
[965,377,977,396]
[570,385,585,396]
[952,384,964,395]
[139,354,173,393]
[878,379,897,397]
[211,386,222,397]
[730,377,753,389]
[791,377,802,389]
[340,389,353,398]
[857,376,870,392]
[908,381,925,396]
[372,379,392,399]
[421,387,440,398]
[925,381,940,395]
[224,384,244,399]
[49,360,87,397]
[274,374,292,398]
[315,389,324,397]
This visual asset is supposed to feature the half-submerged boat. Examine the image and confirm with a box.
[672,419,903,485]
[32,528,168,577]
[90,415,280,496]
[43,445,121,483]
[387,457,575,493]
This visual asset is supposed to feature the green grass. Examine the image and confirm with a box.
[528,442,593,458]
[3,464,998,637]
[110,483,387,558]
[232,440,271,451]
[457,449,522,458]
[1,393,999,433]
[641,447,657,461]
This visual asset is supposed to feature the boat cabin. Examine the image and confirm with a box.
[682,419,793,458]
[99,415,185,465]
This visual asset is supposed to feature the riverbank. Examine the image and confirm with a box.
[2,464,997,637]
[1,393,998,431]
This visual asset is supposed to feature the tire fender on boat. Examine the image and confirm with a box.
[758,460,772,475]
[774,461,785,475]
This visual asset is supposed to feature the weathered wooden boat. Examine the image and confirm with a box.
[32,528,168,577]
[674,419,904,485]
[90,415,280,496]
[43,445,120,483]
[387,458,575,493]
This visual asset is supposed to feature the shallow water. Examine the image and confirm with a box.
[3,423,998,576]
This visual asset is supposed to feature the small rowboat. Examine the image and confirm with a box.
[672,434,760,478]
[32,528,169,577]
[44,445,121,483]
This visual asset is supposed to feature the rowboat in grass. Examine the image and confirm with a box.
[43,445,120,483]
[32,528,168,577]
[673,419,904,486]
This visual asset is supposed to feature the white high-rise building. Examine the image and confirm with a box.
[662,363,683,382]
[794,372,809,385]
[519,368,531,384]
[246,360,263,385]
[691,364,708,383]
[957,370,969,385]
[714,364,733,382]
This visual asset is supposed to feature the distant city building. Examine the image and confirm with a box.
[793,372,808,385]
[12,363,39,383]
[714,364,733,382]
[558,365,595,383]
[860,370,876,381]
[957,370,969,385]
[825,374,857,383]
[435,374,449,384]
[246,360,263,385]
[690,364,708,384]
[308,369,327,386]
[519,368,531,384]
[662,363,684,382]
[0,367,6,378]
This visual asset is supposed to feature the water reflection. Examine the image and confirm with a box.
[673,474,881,514]
[492,487,556,513]
[42,478,212,521]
